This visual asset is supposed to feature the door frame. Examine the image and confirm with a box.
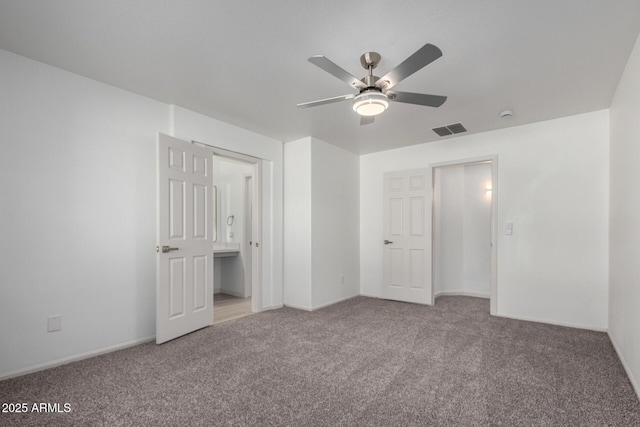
[430,155,498,315]
[194,142,263,314]
[243,173,253,299]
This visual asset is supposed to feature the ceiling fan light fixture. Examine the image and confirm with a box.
[353,91,389,116]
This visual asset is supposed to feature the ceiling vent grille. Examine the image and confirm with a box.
[432,126,452,136]
[432,122,467,137]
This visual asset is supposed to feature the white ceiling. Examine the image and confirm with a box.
[1,1,639,154]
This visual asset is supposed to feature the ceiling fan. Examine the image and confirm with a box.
[297,43,447,125]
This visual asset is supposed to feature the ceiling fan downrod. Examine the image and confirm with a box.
[360,51,381,89]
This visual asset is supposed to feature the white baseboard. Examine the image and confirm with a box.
[358,292,382,299]
[310,294,359,311]
[284,302,313,311]
[285,294,359,312]
[608,331,640,402]
[435,291,490,299]
[495,311,607,332]
[0,335,155,382]
[218,289,245,298]
[360,292,490,301]
[260,303,283,311]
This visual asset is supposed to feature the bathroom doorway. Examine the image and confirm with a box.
[432,156,497,314]
[211,152,261,323]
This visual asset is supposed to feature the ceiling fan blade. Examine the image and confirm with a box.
[389,91,447,107]
[308,56,367,90]
[375,43,443,90]
[360,116,375,126]
[297,94,355,108]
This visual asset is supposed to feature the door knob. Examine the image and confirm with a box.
[384,240,394,245]
[157,245,179,253]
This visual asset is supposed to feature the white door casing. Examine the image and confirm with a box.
[250,161,262,313]
[383,168,433,305]
[157,133,213,344]
[244,174,253,299]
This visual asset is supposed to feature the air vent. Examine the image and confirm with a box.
[432,126,453,137]
[447,123,467,134]
[432,122,467,137]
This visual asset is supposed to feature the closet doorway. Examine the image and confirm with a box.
[432,156,497,314]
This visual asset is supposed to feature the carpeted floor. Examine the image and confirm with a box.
[1,296,639,426]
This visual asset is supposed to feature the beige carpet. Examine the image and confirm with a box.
[1,296,639,426]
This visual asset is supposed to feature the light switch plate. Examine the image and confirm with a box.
[506,222,513,235]
[47,315,62,332]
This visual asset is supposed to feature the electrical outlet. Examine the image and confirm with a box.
[47,315,62,332]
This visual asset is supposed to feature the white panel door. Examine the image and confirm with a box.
[383,168,433,305]
[157,133,213,344]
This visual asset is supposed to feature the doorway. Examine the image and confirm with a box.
[211,151,261,322]
[432,157,497,314]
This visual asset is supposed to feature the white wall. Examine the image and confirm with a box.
[0,49,169,378]
[361,110,609,330]
[311,139,360,308]
[463,164,492,296]
[434,163,492,298]
[284,138,360,310]
[434,167,464,294]
[283,138,312,309]
[609,32,640,399]
[170,106,284,310]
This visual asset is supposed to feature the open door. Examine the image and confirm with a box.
[156,133,213,344]
[383,168,433,305]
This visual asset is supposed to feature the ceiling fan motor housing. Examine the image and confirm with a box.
[353,90,389,116]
